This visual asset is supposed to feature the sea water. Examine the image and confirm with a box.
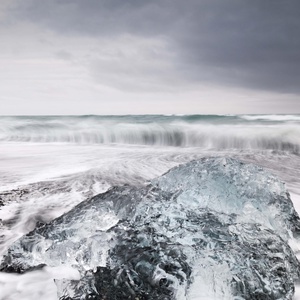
[0,114,300,299]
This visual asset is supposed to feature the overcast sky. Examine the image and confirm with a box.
[0,0,300,115]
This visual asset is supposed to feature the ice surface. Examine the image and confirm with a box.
[1,157,300,299]
[152,157,300,241]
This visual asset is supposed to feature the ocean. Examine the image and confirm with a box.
[0,114,300,299]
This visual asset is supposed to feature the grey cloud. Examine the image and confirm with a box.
[10,0,169,36]
[55,50,73,61]
[175,0,300,92]
[6,0,300,94]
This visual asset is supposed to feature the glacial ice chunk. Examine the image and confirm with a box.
[152,157,300,240]
[1,157,300,299]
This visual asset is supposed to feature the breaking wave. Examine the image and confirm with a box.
[0,115,300,153]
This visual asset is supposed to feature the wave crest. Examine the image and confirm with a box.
[0,118,299,153]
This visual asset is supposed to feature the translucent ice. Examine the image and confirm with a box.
[152,157,300,240]
[1,157,300,299]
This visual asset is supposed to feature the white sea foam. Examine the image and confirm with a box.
[240,114,300,121]
[0,266,80,300]
[0,116,299,152]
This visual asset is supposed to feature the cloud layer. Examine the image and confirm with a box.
[0,0,299,114]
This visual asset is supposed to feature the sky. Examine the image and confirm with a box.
[0,0,300,115]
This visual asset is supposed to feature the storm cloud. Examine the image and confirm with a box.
[0,0,299,114]
[5,0,300,92]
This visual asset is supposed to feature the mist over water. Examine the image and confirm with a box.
[1,114,300,299]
